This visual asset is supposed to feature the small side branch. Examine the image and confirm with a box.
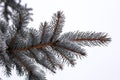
[50,12,61,42]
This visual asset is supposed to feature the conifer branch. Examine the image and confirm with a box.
[13,59,24,76]
[0,1,111,80]
[60,31,111,46]
[40,22,49,43]
[50,11,64,42]
[41,48,63,70]
[13,52,46,80]
[30,49,56,73]
[53,46,76,65]
[41,48,56,70]
[13,53,30,72]
[54,40,86,56]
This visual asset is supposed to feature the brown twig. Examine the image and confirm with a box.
[10,43,53,52]
[72,37,110,42]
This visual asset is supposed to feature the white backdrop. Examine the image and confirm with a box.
[0,0,120,80]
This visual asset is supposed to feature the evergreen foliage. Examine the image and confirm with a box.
[0,0,111,80]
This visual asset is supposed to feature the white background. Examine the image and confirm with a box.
[0,0,120,80]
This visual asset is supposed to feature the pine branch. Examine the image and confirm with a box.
[40,22,52,44]
[41,47,63,69]
[0,0,32,21]
[54,40,86,56]
[0,1,111,80]
[1,52,12,76]
[29,28,41,46]
[53,46,76,66]
[12,8,33,31]
[13,52,46,80]
[50,11,65,42]
[29,49,56,73]
[59,31,111,46]
[13,59,24,76]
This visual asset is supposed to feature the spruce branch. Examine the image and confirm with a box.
[0,0,32,22]
[13,58,25,76]
[41,47,63,69]
[39,22,52,44]
[0,1,111,80]
[59,31,111,46]
[52,46,76,66]
[50,11,65,42]
[14,52,46,80]
[29,49,56,73]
